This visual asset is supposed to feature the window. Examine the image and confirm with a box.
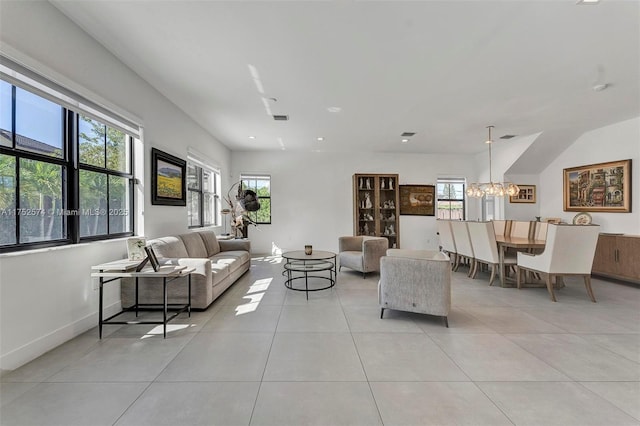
[187,160,220,228]
[437,178,465,220]
[0,79,135,251]
[240,174,271,224]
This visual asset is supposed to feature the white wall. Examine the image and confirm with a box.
[231,151,477,255]
[539,117,640,234]
[0,2,231,372]
[504,174,540,220]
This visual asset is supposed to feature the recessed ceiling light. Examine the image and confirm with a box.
[327,107,342,113]
[316,137,325,141]
[576,0,600,4]
[248,136,256,139]
[401,139,409,143]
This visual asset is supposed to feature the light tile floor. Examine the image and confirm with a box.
[1,255,639,426]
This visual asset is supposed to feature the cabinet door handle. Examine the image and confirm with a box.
[615,249,619,262]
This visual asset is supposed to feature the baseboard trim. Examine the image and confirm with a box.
[0,301,121,373]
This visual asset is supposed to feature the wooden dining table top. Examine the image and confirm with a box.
[495,235,546,249]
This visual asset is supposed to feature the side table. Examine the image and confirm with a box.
[91,260,194,338]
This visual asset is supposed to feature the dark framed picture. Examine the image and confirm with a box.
[399,184,435,216]
[151,148,186,206]
[144,246,160,272]
[563,159,631,212]
[509,185,536,203]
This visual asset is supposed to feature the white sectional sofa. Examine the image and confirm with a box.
[121,230,250,309]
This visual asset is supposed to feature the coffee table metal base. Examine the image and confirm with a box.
[282,251,337,300]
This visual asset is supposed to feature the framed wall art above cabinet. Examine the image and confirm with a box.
[353,173,400,249]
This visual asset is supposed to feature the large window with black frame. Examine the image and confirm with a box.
[0,79,134,252]
[240,174,271,224]
[437,178,466,220]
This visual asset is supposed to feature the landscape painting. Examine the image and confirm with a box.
[151,148,186,206]
[563,159,631,212]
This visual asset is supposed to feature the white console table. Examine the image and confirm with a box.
[91,260,194,338]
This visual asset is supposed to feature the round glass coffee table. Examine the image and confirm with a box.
[282,250,336,299]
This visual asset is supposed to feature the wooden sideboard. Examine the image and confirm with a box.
[592,233,640,284]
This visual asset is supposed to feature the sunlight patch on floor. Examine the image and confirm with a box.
[140,323,195,339]
[235,277,273,315]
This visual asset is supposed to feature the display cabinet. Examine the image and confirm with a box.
[353,173,400,248]
[592,233,640,284]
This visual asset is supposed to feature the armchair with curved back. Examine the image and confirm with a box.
[338,236,389,278]
[516,224,601,302]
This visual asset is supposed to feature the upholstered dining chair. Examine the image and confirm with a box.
[379,249,451,327]
[492,220,507,238]
[516,224,601,302]
[467,221,517,286]
[534,221,548,241]
[449,221,475,275]
[338,236,388,278]
[510,220,534,239]
[436,220,458,270]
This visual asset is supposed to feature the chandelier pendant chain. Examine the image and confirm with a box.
[466,125,519,198]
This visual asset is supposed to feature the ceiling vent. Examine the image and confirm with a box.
[273,115,289,121]
[500,134,517,139]
[401,132,416,137]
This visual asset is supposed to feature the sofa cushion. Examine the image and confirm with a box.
[180,232,208,258]
[211,250,250,273]
[198,230,221,256]
[149,236,189,258]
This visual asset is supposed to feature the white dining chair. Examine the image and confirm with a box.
[510,220,533,239]
[467,221,517,286]
[516,224,601,302]
[534,221,548,242]
[492,220,506,238]
[437,220,458,270]
[450,221,475,275]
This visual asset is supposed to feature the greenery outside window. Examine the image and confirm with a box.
[240,174,271,224]
[0,79,134,251]
[437,178,465,220]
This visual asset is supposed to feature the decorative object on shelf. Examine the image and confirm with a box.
[563,159,631,212]
[224,181,261,238]
[305,245,313,255]
[509,185,536,203]
[381,178,386,189]
[573,212,593,225]
[151,148,187,206]
[399,184,435,216]
[366,178,371,189]
[126,237,146,261]
[364,192,373,208]
[466,126,519,198]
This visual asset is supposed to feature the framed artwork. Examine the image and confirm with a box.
[151,148,186,206]
[399,184,435,216]
[509,185,536,203]
[563,159,631,212]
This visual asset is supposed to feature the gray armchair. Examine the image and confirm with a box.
[378,249,451,327]
[338,236,388,278]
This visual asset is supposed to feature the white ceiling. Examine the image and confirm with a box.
[50,0,639,157]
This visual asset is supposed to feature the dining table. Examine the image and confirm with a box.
[495,235,546,287]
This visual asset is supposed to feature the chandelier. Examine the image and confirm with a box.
[466,125,519,198]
